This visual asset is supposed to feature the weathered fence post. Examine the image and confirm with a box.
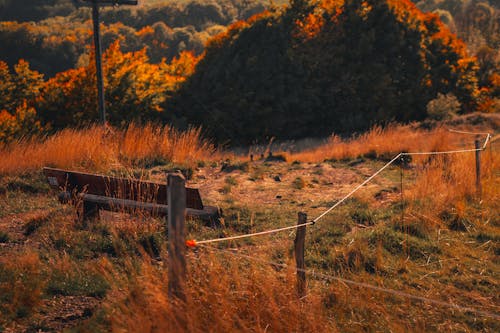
[475,139,481,198]
[295,212,307,298]
[167,172,186,301]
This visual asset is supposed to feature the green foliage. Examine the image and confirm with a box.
[46,265,109,298]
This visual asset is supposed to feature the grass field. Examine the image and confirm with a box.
[0,117,499,332]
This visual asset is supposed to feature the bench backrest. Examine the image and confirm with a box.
[43,167,204,210]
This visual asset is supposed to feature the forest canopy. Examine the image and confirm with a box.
[170,0,496,144]
[0,0,498,144]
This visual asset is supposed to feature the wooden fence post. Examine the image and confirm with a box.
[167,173,186,301]
[295,212,307,298]
[475,139,481,198]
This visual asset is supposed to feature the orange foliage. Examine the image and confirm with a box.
[205,19,253,50]
[247,9,272,25]
[137,25,155,38]
[295,13,325,40]
[39,40,199,126]
[164,51,199,78]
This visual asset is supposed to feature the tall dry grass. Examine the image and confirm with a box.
[104,252,333,333]
[290,124,474,162]
[407,140,498,210]
[0,252,45,322]
[0,124,215,175]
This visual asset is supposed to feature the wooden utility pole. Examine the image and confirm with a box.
[295,212,307,298]
[167,173,187,301]
[81,0,138,124]
[91,0,106,124]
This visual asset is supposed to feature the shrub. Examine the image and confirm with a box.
[426,93,461,120]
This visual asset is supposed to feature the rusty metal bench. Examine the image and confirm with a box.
[43,167,219,222]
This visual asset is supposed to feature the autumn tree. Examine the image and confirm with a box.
[0,60,44,141]
[37,41,198,129]
[171,0,481,144]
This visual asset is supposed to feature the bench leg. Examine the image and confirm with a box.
[82,200,100,222]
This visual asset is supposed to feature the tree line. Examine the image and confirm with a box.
[0,0,498,144]
[0,0,268,77]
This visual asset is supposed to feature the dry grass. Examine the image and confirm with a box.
[289,124,480,162]
[407,141,498,213]
[0,121,498,332]
[0,124,215,175]
[0,252,45,321]
[105,253,333,333]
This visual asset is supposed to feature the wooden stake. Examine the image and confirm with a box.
[295,212,307,298]
[475,139,481,198]
[167,173,186,301]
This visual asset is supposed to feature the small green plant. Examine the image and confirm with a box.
[221,160,249,173]
[348,200,376,226]
[350,209,375,226]
[47,267,109,298]
[138,233,164,257]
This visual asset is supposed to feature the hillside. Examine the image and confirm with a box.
[0,119,499,332]
[0,0,499,330]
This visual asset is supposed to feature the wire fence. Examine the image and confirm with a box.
[199,244,500,321]
[187,130,492,246]
[182,129,498,321]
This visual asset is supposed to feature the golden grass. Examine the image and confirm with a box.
[0,122,495,176]
[290,124,478,162]
[104,252,333,333]
[407,140,498,212]
[0,129,498,331]
[0,124,215,175]
[0,252,45,320]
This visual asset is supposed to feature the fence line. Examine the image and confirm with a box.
[191,221,314,245]
[448,129,491,136]
[188,130,491,246]
[199,244,500,321]
[178,129,497,324]
[312,153,403,223]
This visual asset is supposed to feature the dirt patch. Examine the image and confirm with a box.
[3,295,100,333]
[0,209,59,254]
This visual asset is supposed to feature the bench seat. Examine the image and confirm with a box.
[43,167,219,222]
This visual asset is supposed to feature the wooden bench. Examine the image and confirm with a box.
[43,167,219,222]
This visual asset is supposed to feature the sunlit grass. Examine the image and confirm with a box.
[289,124,483,162]
[0,121,498,332]
[0,124,215,175]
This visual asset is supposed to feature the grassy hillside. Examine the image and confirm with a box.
[0,118,498,332]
